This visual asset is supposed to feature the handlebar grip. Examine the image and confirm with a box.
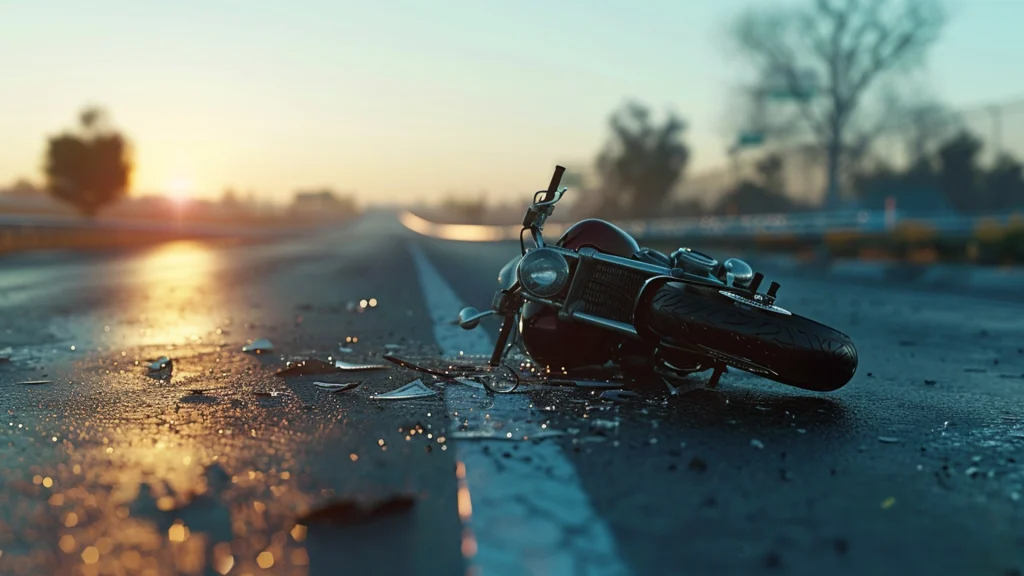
[543,165,566,201]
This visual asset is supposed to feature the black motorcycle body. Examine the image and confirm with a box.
[457,166,858,393]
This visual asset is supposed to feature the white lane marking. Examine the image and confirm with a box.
[408,242,631,576]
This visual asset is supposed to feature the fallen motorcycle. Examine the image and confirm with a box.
[456,166,858,393]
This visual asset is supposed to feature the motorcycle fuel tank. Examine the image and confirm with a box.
[518,218,639,369]
[556,218,640,258]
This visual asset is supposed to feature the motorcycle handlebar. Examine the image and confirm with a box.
[543,166,566,201]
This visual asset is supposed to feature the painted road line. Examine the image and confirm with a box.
[408,242,631,576]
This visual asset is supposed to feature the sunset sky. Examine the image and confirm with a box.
[3,0,1024,205]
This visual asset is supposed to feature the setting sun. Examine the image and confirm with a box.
[167,177,193,203]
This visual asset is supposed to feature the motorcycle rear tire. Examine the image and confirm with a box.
[645,282,858,392]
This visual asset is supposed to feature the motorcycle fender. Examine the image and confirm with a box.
[497,255,521,291]
[632,275,686,342]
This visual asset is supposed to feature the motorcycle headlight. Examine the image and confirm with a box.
[517,248,570,298]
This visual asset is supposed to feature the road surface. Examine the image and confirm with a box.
[1,212,1023,576]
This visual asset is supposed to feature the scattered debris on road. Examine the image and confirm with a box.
[16,380,51,386]
[314,381,360,393]
[372,378,437,400]
[242,338,274,354]
[750,439,765,449]
[878,436,900,444]
[255,390,283,398]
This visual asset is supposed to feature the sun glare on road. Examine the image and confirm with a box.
[120,240,223,348]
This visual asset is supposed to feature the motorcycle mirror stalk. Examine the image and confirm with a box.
[457,307,496,330]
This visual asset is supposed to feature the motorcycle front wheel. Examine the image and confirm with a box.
[641,282,858,392]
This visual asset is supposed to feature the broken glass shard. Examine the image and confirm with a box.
[384,344,404,350]
[600,390,639,402]
[335,359,386,371]
[371,379,437,400]
[314,381,360,393]
[338,346,354,353]
[454,378,487,391]
[242,338,274,353]
[17,380,51,386]
[148,356,172,372]
[878,436,900,444]
[255,390,282,398]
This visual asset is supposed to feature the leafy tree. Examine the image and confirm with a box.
[593,102,690,218]
[731,0,946,208]
[45,107,133,217]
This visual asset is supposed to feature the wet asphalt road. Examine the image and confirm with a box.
[2,211,1024,576]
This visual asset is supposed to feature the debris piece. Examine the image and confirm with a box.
[335,359,387,371]
[17,380,51,386]
[384,344,404,351]
[880,497,896,510]
[750,439,765,449]
[965,467,980,478]
[188,389,209,395]
[371,379,437,400]
[688,457,708,473]
[297,494,416,526]
[314,382,359,394]
[255,391,282,398]
[0,346,12,362]
[148,356,172,372]
[338,346,354,353]
[665,380,679,396]
[242,338,274,353]
[600,390,639,403]
[276,359,341,377]
[877,436,900,444]
[923,379,937,386]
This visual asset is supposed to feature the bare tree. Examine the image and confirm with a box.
[732,0,946,208]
